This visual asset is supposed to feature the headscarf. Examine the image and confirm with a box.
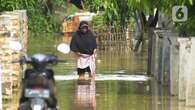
[79,21,88,29]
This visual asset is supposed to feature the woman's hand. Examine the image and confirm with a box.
[93,49,97,57]
[93,49,96,54]
[74,52,81,58]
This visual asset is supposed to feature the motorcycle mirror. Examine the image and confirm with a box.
[57,43,70,54]
[9,40,22,51]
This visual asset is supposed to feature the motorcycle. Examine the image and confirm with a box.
[11,42,70,110]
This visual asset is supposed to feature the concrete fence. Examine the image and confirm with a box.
[150,29,195,106]
[0,10,28,100]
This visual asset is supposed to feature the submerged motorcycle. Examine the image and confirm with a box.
[11,42,70,110]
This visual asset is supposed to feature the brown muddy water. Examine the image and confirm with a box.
[3,38,194,110]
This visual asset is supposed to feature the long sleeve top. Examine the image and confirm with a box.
[70,30,97,55]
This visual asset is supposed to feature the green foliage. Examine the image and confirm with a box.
[91,15,104,28]
[177,16,195,36]
[1,0,194,35]
[84,0,195,34]
[63,4,78,17]
[84,0,133,27]
[0,0,69,34]
[84,0,103,12]
[176,4,195,35]
[84,0,158,27]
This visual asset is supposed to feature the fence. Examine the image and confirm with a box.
[150,29,195,106]
[0,10,28,102]
[92,26,134,50]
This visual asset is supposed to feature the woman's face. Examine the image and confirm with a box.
[80,26,88,33]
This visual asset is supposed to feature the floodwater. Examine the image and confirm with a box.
[55,40,151,110]
[53,40,193,110]
[4,37,194,110]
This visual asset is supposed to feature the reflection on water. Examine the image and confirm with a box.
[54,39,195,110]
[149,79,195,110]
[95,80,150,110]
[96,41,147,74]
[71,80,96,110]
[6,80,195,110]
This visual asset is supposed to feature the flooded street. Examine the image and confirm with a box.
[53,40,172,110]
[56,80,151,110]
[54,40,194,110]
[4,38,194,110]
[1,0,195,110]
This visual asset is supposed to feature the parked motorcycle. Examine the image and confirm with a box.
[11,42,70,110]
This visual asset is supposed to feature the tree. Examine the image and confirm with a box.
[83,0,194,29]
[0,0,67,33]
[68,0,83,9]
